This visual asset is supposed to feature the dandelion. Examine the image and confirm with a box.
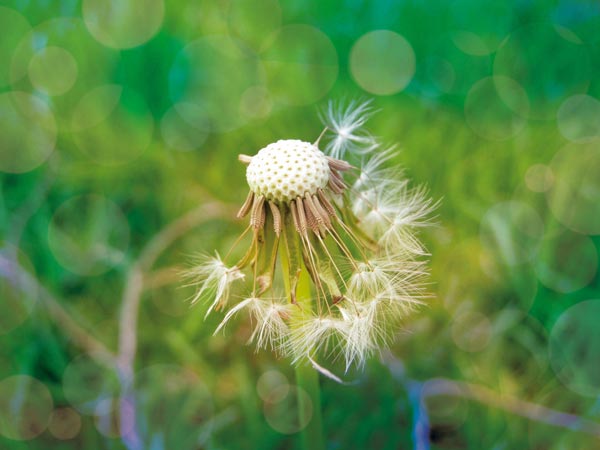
[187,99,434,370]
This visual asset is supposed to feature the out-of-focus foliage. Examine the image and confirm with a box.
[0,0,598,449]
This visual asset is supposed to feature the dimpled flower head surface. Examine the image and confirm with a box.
[188,100,435,371]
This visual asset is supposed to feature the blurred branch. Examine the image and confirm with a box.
[423,378,600,438]
[385,353,431,450]
[0,253,115,365]
[384,353,600,443]
[117,201,236,371]
[407,380,431,450]
[5,194,237,450]
[116,201,235,450]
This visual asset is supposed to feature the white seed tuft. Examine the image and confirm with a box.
[321,99,376,159]
[185,254,245,317]
[246,139,330,203]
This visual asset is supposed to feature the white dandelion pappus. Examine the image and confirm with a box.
[186,254,244,317]
[214,295,294,351]
[321,99,376,159]
[337,303,379,370]
[353,178,436,254]
[347,256,426,301]
[250,300,294,351]
[352,144,402,192]
[287,315,349,365]
[376,185,437,254]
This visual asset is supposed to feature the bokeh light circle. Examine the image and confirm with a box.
[71,85,154,164]
[451,31,491,57]
[134,364,214,448]
[261,24,338,105]
[83,0,164,49]
[479,247,539,312]
[171,35,264,131]
[451,311,492,352]
[480,201,544,266]
[48,194,129,276]
[422,56,456,96]
[228,0,282,50]
[160,102,209,152]
[465,76,529,140]
[535,230,597,293]
[62,354,121,414]
[421,34,491,96]
[525,164,554,193]
[0,247,38,335]
[0,375,54,440]
[0,91,56,173]
[350,30,414,96]
[10,18,120,131]
[552,2,600,45]
[557,95,600,143]
[493,23,591,120]
[28,46,78,96]
[240,85,272,119]
[549,300,600,397]
[547,142,600,235]
[0,7,31,88]
[263,385,312,434]
[449,0,512,55]
[257,370,289,402]
[48,407,82,440]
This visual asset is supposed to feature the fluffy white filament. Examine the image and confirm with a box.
[321,99,376,159]
[186,255,244,317]
[215,296,293,351]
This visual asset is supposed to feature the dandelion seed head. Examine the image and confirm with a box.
[187,98,435,371]
[246,139,330,203]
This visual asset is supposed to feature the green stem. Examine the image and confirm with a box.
[281,223,325,450]
[295,352,325,450]
[294,270,325,450]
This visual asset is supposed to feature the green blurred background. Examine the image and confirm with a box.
[1,0,599,449]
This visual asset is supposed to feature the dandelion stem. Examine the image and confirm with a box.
[287,261,325,450]
[296,358,325,450]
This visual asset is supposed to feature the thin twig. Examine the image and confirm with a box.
[117,201,235,371]
[115,201,235,450]
[383,352,600,440]
[423,378,600,437]
[408,381,430,450]
[0,253,115,365]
